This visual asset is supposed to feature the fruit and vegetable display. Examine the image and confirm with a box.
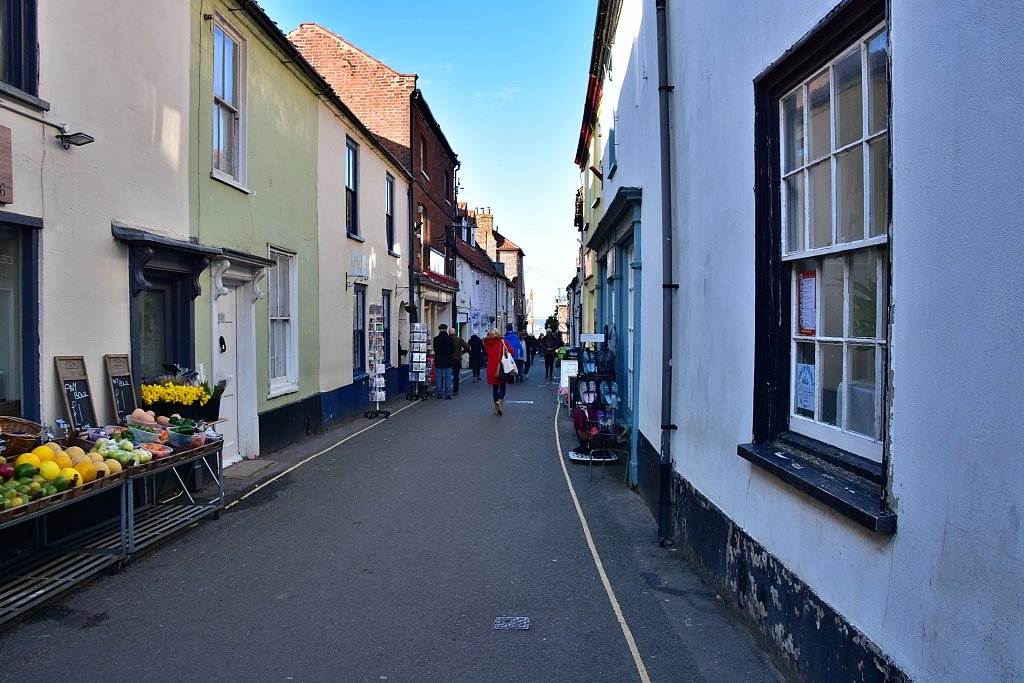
[0,408,221,516]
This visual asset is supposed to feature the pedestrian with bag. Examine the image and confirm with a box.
[432,323,454,399]
[483,328,516,415]
[449,326,470,395]
[468,333,485,382]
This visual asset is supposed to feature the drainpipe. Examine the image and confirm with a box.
[408,94,419,326]
[656,0,677,546]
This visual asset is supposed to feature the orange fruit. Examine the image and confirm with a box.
[65,445,85,459]
[43,442,62,453]
[73,461,97,484]
[54,454,73,470]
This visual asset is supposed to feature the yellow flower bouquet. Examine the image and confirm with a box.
[141,382,211,407]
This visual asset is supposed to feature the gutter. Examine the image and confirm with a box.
[656,0,677,546]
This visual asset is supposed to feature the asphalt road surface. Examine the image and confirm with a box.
[0,370,786,683]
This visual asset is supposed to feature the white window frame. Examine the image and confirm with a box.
[779,25,889,462]
[268,246,298,397]
[212,15,248,189]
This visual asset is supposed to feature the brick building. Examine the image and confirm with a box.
[289,23,460,332]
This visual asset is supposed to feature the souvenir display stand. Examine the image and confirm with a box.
[406,322,430,400]
[364,304,390,419]
[0,437,224,625]
[568,344,627,478]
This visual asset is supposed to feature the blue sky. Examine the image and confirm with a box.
[257,0,596,321]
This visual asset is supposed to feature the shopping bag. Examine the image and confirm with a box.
[500,345,519,376]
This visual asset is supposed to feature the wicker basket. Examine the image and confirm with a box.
[0,416,43,454]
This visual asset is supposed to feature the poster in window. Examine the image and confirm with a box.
[796,363,816,412]
[798,271,816,335]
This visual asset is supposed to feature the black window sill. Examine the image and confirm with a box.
[347,232,364,243]
[737,436,896,534]
[0,82,49,111]
[387,249,400,258]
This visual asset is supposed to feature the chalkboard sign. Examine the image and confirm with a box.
[54,356,97,432]
[104,354,136,423]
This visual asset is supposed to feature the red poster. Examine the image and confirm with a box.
[798,271,816,336]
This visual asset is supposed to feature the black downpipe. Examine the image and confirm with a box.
[656,0,676,546]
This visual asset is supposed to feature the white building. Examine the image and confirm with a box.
[314,90,410,423]
[577,0,1024,680]
[0,2,191,428]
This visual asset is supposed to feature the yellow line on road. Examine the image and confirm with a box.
[554,400,651,683]
[224,400,420,510]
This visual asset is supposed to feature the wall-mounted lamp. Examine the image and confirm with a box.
[0,100,95,151]
[345,271,367,291]
[417,204,425,215]
[56,129,95,149]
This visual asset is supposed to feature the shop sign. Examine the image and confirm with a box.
[0,126,12,204]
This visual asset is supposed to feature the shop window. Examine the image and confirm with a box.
[212,16,246,186]
[268,247,298,396]
[353,284,366,376]
[346,138,359,236]
[742,0,895,533]
[0,0,37,96]
[0,222,36,417]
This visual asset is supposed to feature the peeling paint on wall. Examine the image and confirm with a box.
[668,469,909,683]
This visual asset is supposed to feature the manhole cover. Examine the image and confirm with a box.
[493,616,530,630]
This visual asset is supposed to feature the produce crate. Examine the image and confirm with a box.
[0,498,42,525]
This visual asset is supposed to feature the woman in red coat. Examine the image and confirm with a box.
[482,328,513,415]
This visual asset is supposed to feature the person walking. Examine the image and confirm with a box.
[432,323,454,399]
[542,329,559,382]
[483,328,514,415]
[449,327,470,395]
[503,323,525,384]
[468,333,485,382]
[524,332,539,380]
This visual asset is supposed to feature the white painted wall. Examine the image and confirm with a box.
[27,1,192,425]
[598,0,664,441]
[316,103,408,391]
[642,0,1024,680]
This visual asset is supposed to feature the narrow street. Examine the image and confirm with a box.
[0,372,784,683]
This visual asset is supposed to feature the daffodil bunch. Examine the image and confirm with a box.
[141,381,211,406]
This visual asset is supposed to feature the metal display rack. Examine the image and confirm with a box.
[406,322,430,400]
[0,441,223,625]
[364,304,390,419]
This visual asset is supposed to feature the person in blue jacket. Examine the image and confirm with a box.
[503,324,525,383]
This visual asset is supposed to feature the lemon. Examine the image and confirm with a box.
[104,459,123,475]
[38,461,61,481]
[43,441,62,453]
[15,452,41,468]
[58,467,81,486]
[65,445,85,459]
[35,448,56,462]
